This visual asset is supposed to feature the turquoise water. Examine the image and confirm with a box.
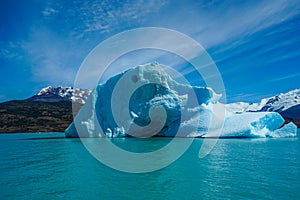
[0,132,299,199]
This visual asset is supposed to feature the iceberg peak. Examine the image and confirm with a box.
[65,63,297,138]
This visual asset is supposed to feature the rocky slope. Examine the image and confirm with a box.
[0,86,88,133]
[0,100,76,133]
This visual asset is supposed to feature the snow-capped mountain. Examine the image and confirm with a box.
[27,85,300,120]
[27,86,91,104]
[226,89,300,115]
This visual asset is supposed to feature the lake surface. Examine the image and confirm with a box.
[0,132,299,199]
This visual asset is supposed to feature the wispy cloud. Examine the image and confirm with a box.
[227,92,273,103]
[1,0,300,99]
[268,73,300,83]
[267,50,300,64]
[42,7,57,17]
[0,41,23,61]
[66,0,168,38]
[12,0,170,88]
[21,27,81,86]
[192,0,300,49]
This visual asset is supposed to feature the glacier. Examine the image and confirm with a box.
[65,63,297,138]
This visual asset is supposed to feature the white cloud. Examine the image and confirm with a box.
[42,7,57,17]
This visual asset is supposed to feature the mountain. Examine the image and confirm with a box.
[281,104,300,120]
[226,89,300,113]
[0,86,89,133]
[27,86,91,104]
[226,89,300,127]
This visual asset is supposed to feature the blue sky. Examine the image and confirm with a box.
[0,0,300,103]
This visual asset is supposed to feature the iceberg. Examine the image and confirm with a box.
[216,112,297,138]
[65,63,297,138]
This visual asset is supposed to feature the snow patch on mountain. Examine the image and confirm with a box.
[29,86,91,104]
[226,89,300,113]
